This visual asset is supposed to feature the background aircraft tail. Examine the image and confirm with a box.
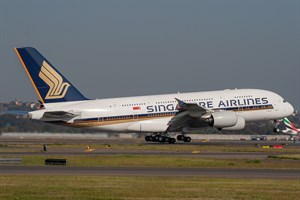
[15,47,88,104]
[283,117,299,134]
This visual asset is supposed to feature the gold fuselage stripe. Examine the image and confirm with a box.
[52,114,173,128]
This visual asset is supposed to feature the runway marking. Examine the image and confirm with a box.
[85,149,95,152]
[85,145,95,152]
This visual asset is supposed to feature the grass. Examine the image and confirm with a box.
[7,154,297,169]
[1,143,300,153]
[268,154,300,160]
[47,143,300,153]
[1,142,299,199]
[1,143,300,169]
[1,142,300,169]
[0,175,299,200]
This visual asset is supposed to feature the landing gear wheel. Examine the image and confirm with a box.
[145,134,155,142]
[154,135,161,142]
[273,127,280,133]
[145,133,176,144]
[148,136,153,141]
[177,134,191,142]
[164,136,169,143]
[169,138,176,144]
[177,135,184,141]
[158,135,164,143]
[145,136,150,141]
[183,136,191,143]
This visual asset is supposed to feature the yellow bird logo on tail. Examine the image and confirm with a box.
[39,61,70,99]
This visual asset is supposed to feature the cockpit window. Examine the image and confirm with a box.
[283,100,287,103]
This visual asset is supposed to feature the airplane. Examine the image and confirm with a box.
[13,47,294,143]
[274,117,300,136]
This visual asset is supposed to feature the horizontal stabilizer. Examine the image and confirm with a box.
[28,110,80,123]
[42,111,79,119]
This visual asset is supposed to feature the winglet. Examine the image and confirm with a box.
[175,98,185,110]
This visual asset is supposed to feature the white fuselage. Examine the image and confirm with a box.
[29,89,294,133]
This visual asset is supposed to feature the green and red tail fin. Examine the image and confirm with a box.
[283,118,299,133]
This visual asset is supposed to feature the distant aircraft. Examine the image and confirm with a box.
[274,117,300,136]
[13,47,294,143]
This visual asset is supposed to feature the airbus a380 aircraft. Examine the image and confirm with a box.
[14,47,294,143]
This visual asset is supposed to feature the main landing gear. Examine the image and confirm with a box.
[145,133,176,144]
[145,133,192,144]
[176,134,191,143]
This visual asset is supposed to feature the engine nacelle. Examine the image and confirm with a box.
[222,115,245,131]
[204,111,238,128]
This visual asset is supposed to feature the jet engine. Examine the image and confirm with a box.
[221,115,245,131]
[203,111,239,128]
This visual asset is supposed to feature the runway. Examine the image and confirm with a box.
[0,137,299,159]
[1,137,299,146]
[0,150,294,159]
[0,166,299,178]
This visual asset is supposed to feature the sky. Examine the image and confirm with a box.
[0,0,299,110]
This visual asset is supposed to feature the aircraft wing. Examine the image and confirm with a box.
[175,98,207,112]
[167,99,211,132]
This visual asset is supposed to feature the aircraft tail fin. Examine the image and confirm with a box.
[283,117,299,134]
[14,47,88,104]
